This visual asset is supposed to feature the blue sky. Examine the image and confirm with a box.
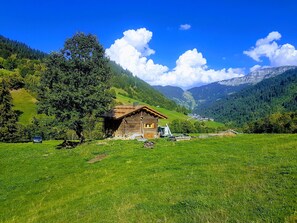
[1,0,297,88]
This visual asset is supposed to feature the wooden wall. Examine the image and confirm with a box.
[142,110,158,139]
[104,109,159,139]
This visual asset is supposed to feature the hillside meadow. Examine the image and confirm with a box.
[11,88,37,125]
[10,87,224,129]
[1,134,296,222]
[114,87,224,128]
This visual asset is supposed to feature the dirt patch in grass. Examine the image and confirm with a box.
[87,154,108,163]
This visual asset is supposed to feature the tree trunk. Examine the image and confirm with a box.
[75,129,85,144]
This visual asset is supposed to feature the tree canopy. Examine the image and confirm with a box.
[244,112,297,133]
[38,33,113,143]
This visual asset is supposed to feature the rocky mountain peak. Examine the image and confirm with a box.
[218,66,297,86]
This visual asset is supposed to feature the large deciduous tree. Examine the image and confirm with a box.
[38,33,113,143]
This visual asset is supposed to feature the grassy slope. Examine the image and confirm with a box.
[0,134,296,222]
[10,87,187,127]
[11,88,37,125]
[115,88,224,127]
[9,87,223,128]
[116,91,187,126]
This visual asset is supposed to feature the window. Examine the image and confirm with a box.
[144,123,154,128]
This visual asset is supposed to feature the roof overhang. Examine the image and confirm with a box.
[104,105,167,120]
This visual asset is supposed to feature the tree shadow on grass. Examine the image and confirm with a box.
[56,140,80,149]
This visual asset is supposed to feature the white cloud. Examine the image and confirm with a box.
[176,48,206,67]
[179,24,191,31]
[121,28,155,56]
[151,49,244,88]
[106,28,244,89]
[106,28,168,83]
[250,65,262,72]
[271,44,297,66]
[244,31,297,66]
[255,31,281,46]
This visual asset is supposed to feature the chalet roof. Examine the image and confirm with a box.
[104,105,167,120]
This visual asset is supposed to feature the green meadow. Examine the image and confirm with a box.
[11,88,37,125]
[1,134,296,222]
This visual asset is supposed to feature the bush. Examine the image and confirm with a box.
[170,119,195,133]
[17,116,66,141]
[245,112,297,133]
[170,119,223,134]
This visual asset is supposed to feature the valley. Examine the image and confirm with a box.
[154,66,297,126]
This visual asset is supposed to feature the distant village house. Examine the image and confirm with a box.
[103,105,167,139]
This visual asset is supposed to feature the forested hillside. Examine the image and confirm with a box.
[0,35,46,93]
[199,68,297,125]
[153,85,196,110]
[190,66,296,113]
[190,82,248,109]
[109,61,188,113]
[0,35,185,112]
[153,85,184,101]
[0,35,47,60]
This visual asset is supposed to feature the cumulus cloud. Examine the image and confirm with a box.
[179,24,191,30]
[106,28,168,83]
[151,49,244,88]
[106,28,244,89]
[244,31,297,66]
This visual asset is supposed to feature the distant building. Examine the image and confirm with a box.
[103,105,167,139]
[188,113,214,122]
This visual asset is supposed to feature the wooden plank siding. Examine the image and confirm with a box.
[103,106,166,139]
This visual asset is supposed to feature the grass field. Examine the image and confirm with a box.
[11,88,37,125]
[1,134,296,222]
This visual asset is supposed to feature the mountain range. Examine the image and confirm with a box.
[154,66,296,109]
[153,85,196,110]
[154,66,297,125]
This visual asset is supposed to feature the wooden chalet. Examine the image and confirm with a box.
[104,105,167,139]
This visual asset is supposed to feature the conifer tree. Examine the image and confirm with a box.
[0,80,19,142]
